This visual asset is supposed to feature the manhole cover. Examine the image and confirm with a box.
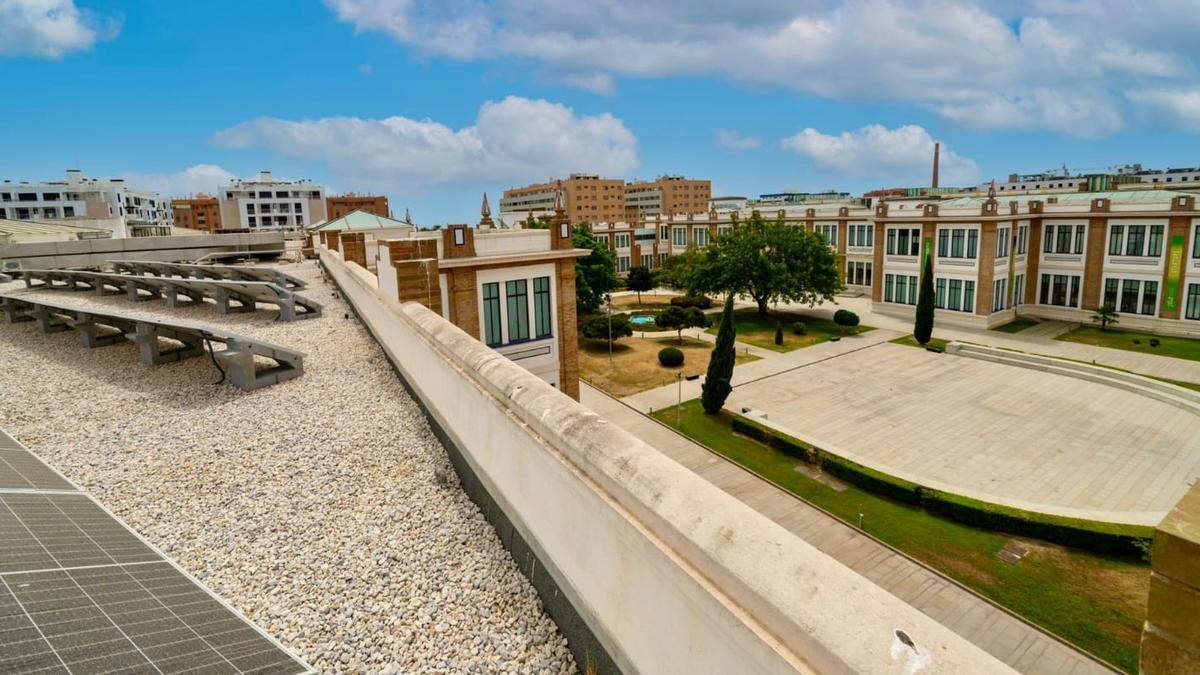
[997,541,1029,565]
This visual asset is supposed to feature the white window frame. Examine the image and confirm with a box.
[1101,273,1161,317]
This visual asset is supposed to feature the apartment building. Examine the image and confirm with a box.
[218,171,326,231]
[590,202,874,283]
[500,174,626,226]
[593,185,1200,335]
[871,188,1200,335]
[979,165,1200,193]
[315,200,587,399]
[624,176,711,219]
[0,170,172,238]
[327,193,389,220]
[171,195,222,232]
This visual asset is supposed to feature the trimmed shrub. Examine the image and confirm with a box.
[731,416,815,462]
[670,295,713,309]
[920,489,1153,557]
[774,321,784,345]
[819,454,923,505]
[658,347,684,367]
[792,321,806,335]
[833,309,860,332]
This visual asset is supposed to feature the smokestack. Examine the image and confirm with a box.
[932,142,940,189]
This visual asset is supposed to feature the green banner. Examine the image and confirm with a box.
[1165,234,1185,312]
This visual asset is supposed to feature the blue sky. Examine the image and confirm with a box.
[1,0,1198,225]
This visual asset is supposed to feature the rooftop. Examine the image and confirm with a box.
[0,265,575,672]
[309,210,414,232]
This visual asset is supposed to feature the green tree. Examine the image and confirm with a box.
[654,248,704,294]
[693,213,841,316]
[626,266,654,304]
[701,293,737,415]
[580,313,632,344]
[1090,304,1119,331]
[914,253,935,345]
[525,215,551,229]
[655,306,708,344]
[571,223,619,315]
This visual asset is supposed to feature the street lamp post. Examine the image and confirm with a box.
[676,372,682,427]
[604,293,613,363]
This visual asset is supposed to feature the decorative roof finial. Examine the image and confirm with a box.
[404,207,412,224]
[988,179,996,199]
[553,180,565,214]
[478,192,495,229]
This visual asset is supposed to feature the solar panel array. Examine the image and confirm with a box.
[0,429,313,674]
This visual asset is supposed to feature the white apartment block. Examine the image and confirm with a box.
[0,170,172,238]
[218,171,327,231]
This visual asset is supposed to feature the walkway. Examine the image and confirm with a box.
[581,383,1114,674]
[623,325,903,412]
[782,296,1200,385]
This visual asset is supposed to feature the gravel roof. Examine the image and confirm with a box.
[0,263,576,674]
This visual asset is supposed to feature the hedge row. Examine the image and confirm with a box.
[729,413,1153,557]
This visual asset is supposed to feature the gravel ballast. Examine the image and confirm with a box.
[0,263,577,674]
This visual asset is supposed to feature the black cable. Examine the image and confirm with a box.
[202,334,226,385]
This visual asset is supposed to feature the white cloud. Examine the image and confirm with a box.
[715,129,760,151]
[213,96,638,189]
[782,124,978,185]
[1133,87,1200,132]
[120,164,238,199]
[0,0,120,59]
[323,0,1200,136]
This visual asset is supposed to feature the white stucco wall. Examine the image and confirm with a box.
[320,247,1012,675]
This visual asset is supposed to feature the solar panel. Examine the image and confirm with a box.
[0,430,313,675]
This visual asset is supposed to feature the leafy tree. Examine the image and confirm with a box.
[525,215,551,229]
[701,294,737,415]
[833,309,860,334]
[774,320,783,345]
[655,306,708,344]
[914,253,935,345]
[653,248,704,294]
[693,213,841,316]
[580,313,632,344]
[626,266,654,304]
[571,223,619,315]
[1091,304,1119,331]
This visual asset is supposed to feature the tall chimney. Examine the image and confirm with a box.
[931,142,940,189]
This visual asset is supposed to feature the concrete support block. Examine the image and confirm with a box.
[276,296,296,322]
[30,307,70,334]
[74,315,125,348]
[129,322,204,365]
[1,298,33,323]
[214,338,304,390]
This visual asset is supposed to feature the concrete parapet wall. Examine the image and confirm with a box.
[318,247,1011,675]
[1141,483,1200,674]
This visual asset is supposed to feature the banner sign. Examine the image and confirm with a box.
[1165,234,1184,313]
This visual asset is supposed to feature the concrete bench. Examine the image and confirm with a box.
[109,259,305,290]
[0,294,303,390]
[21,269,322,322]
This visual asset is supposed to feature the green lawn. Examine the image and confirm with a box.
[889,335,950,350]
[650,400,1147,673]
[1058,326,1200,362]
[993,318,1040,333]
[704,308,873,352]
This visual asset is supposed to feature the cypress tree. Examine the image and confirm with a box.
[702,293,737,414]
[914,251,935,344]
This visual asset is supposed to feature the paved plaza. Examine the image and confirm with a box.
[727,342,1200,525]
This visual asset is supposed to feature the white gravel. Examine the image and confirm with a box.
[0,262,577,675]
